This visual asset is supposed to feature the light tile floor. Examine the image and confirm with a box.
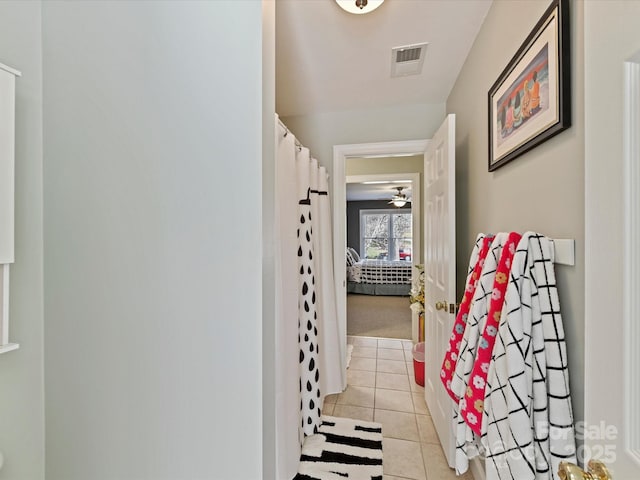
[323,335,475,480]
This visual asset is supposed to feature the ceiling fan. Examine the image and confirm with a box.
[388,186,410,207]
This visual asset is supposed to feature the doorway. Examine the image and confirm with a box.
[333,139,428,373]
[328,139,469,480]
[345,171,419,340]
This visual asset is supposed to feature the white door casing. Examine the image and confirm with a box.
[618,55,640,478]
[423,114,456,468]
[0,63,20,354]
[584,0,640,473]
[582,55,640,479]
[333,140,428,389]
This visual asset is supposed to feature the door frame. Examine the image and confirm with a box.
[584,51,640,472]
[333,140,428,389]
[621,54,640,467]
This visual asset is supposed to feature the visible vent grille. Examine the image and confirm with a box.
[396,47,422,63]
[391,42,428,77]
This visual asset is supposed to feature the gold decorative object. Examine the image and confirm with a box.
[558,460,612,480]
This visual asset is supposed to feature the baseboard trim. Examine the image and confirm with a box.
[469,457,485,480]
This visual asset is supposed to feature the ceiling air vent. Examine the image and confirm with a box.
[391,42,428,77]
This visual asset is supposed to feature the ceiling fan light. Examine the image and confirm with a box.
[389,186,409,207]
[335,0,384,15]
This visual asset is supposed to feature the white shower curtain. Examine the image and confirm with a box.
[274,115,344,479]
[311,162,344,398]
[296,145,321,439]
[274,119,302,479]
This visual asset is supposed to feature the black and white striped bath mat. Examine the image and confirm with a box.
[295,415,383,480]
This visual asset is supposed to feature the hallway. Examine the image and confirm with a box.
[323,336,474,480]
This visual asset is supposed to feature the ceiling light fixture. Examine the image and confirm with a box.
[389,186,409,208]
[335,0,384,15]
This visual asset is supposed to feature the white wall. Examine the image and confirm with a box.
[281,103,446,175]
[262,0,277,479]
[345,155,423,176]
[0,2,45,479]
[447,0,585,426]
[42,2,265,479]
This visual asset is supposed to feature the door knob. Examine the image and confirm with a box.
[558,460,612,480]
[435,301,448,311]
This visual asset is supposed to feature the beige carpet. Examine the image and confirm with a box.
[347,294,412,339]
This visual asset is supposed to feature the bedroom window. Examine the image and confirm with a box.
[360,209,412,261]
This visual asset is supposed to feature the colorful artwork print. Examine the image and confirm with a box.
[496,44,549,148]
[488,0,570,172]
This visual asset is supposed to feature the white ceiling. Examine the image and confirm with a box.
[276,0,493,117]
[347,181,412,202]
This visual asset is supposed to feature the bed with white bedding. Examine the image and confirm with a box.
[346,248,412,296]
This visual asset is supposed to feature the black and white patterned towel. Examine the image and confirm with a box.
[482,232,576,480]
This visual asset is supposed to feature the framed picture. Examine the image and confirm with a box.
[488,0,571,171]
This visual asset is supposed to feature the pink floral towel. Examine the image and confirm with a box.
[440,235,493,402]
[460,231,521,434]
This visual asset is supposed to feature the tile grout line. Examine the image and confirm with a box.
[346,336,459,480]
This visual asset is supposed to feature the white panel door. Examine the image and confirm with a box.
[423,114,456,467]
